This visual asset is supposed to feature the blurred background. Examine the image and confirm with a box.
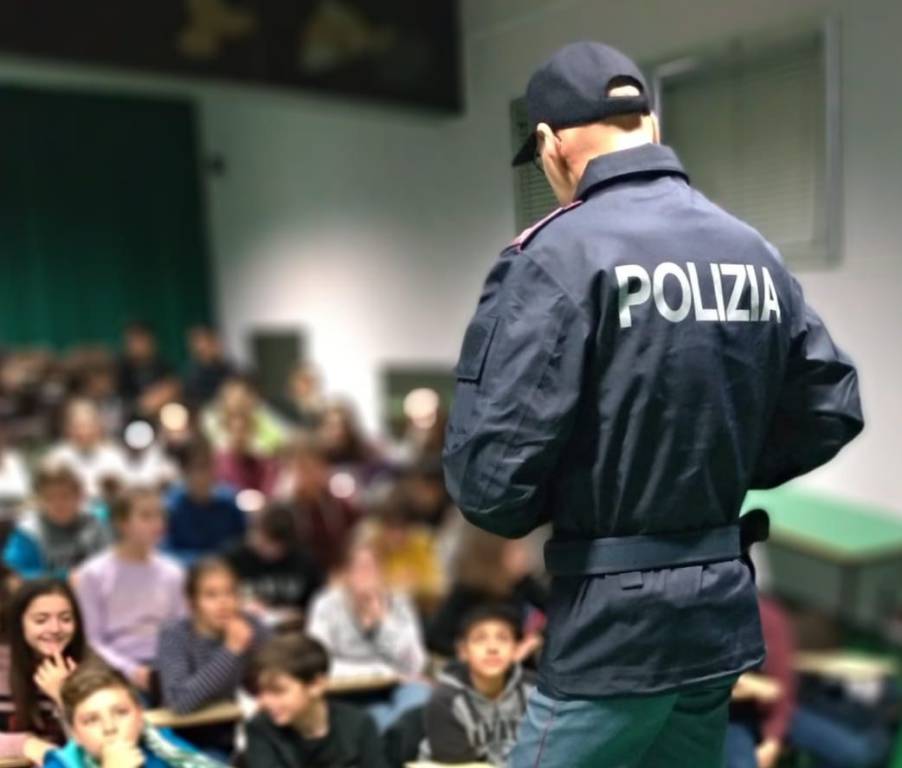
[0,1,900,767]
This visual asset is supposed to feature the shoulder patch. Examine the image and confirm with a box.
[511,200,583,251]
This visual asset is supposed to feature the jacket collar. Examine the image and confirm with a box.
[576,143,688,200]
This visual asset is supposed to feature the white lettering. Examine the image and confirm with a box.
[653,262,692,322]
[710,264,726,321]
[616,264,651,328]
[746,264,760,322]
[721,264,750,322]
[616,262,780,326]
[687,262,719,321]
[760,267,781,323]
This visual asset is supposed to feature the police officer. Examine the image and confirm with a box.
[442,42,863,767]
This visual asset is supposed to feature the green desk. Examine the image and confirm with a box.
[742,487,902,627]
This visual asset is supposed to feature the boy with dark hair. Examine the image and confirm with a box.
[3,464,110,579]
[422,603,533,767]
[164,440,246,563]
[225,502,322,621]
[246,634,388,768]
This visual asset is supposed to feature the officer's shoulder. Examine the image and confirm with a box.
[510,200,584,253]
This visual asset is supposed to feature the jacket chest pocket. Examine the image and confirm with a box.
[446,315,499,448]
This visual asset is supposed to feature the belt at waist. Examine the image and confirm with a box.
[543,510,769,577]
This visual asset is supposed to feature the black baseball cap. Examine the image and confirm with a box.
[512,41,651,166]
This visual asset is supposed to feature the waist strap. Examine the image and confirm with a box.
[544,523,742,577]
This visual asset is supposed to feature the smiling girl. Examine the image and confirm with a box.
[6,579,91,747]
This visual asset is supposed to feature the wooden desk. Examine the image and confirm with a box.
[327,674,400,694]
[406,763,493,768]
[145,676,400,728]
[0,759,31,768]
[794,651,897,682]
[145,700,242,729]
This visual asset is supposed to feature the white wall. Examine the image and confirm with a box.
[2,0,900,511]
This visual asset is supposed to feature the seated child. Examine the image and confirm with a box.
[45,399,128,501]
[164,441,246,564]
[4,579,93,750]
[44,662,226,767]
[0,564,55,765]
[422,603,534,767]
[246,633,388,768]
[3,464,110,579]
[75,488,186,694]
[361,494,445,606]
[225,503,322,624]
[307,538,430,731]
[213,411,277,496]
[156,557,266,756]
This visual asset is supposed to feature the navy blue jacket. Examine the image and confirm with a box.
[443,143,863,697]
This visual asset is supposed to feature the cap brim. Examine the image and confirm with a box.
[511,133,537,167]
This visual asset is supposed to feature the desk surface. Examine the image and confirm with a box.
[743,486,902,563]
[145,675,401,728]
[406,763,493,768]
[0,760,30,768]
[794,650,897,681]
[145,700,242,729]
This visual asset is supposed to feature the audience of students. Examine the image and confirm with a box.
[3,465,110,580]
[184,326,235,410]
[225,503,321,623]
[247,633,387,768]
[0,564,55,765]
[213,411,277,496]
[45,663,226,768]
[307,538,430,732]
[1,329,893,768]
[427,524,547,661]
[277,364,325,431]
[156,558,266,757]
[281,435,361,574]
[5,579,91,748]
[316,401,386,485]
[74,488,186,693]
[201,378,287,457]
[0,424,30,504]
[117,323,180,421]
[422,604,533,767]
[45,400,128,502]
[164,442,246,564]
[361,499,445,606]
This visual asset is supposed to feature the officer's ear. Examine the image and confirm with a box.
[649,112,661,144]
[536,122,561,165]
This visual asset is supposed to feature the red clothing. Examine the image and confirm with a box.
[289,493,361,573]
[757,596,798,742]
[214,450,277,496]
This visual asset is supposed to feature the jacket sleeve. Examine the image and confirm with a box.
[155,624,246,714]
[443,251,590,538]
[424,687,482,763]
[751,278,864,489]
[2,529,45,578]
[357,712,391,768]
[244,719,285,768]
